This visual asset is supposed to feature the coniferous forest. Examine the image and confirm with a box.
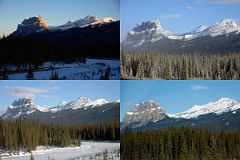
[0,20,119,67]
[0,118,119,153]
[121,127,240,160]
[121,52,240,80]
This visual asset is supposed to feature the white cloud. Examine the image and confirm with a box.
[160,14,181,19]
[191,85,209,91]
[216,0,240,3]
[47,81,60,90]
[6,86,48,98]
[186,6,193,10]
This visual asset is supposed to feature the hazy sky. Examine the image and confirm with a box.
[0,0,120,36]
[0,80,120,115]
[121,0,240,40]
[120,80,240,121]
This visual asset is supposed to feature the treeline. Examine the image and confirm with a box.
[0,37,118,66]
[121,52,240,80]
[0,21,119,67]
[0,118,119,152]
[121,127,240,160]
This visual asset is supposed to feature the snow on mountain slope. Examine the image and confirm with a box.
[171,97,240,119]
[54,15,98,30]
[49,15,115,31]
[183,19,240,40]
[123,19,173,47]
[122,100,166,128]
[123,18,240,46]
[50,101,68,113]
[58,97,109,111]
[1,97,115,118]
[12,15,116,36]
[1,98,41,118]
[122,98,240,129]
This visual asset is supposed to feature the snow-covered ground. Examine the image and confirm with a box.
[1,141,120,160]
[8,58,120,80]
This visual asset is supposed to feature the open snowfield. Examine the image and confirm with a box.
[1,141,120,160]
[8,58,120,80]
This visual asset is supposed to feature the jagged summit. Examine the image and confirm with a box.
[1,97,116,118]
[170,97,240,119]
[123,19,173,47]
[123,19,171,46]
[122,98,240,130]
[133,19,162,32]
[56,15,115,30]
[122,18,240,48]
[2,98,39,118]
[217,19,237,27]
[10,15,116,37]
[122,100,166,128]
[12,15,48,37]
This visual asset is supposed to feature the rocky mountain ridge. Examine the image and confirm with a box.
[121,98,240,131]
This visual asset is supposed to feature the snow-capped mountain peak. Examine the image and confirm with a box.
[205,19,240,37]
[50,97,109,112]
[57,101,68,106]
[52,15,115,31]
[123,19,173,47]
[122,18,240,46]
[2,98,40,118]
[1,97,114,118]
[86,99,109,107]
[122,100,166,128]
[217,19,237,27]
[173,97,240,119]
[11,15,116,36]
[12,15,48,37]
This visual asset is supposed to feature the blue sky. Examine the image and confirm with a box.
[0,80,120,115]
[0,0,119,36]
[120,80,240,121]
[121,0,240,40]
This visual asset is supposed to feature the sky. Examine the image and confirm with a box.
[120,80,240,121]
[0,0,119,36]
[121,0,240,40]
[0,80,120,115]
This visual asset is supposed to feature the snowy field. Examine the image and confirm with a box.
[1,141,120,160]
[8,58,120,80]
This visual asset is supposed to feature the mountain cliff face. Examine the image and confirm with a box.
[122,19,240,53]
[123,20,172,47]
[121,100,166,129]
[11,15,116,37]
[12,16,48,37]
[1,98,39,118]
[121,98,240,132]
[1,97,119,125]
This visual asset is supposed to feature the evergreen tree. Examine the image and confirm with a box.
[26,65,34,80]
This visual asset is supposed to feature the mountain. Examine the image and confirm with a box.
[1,98,40,118]
[1,97,119,125]
[124,20,172,47]
[121,98,240,132]
[122,19,240,53]
[0,15,120,65]
[11,15,116,37]
[121,100,166,129]
[172,97,240,119]
[11,16,48,37]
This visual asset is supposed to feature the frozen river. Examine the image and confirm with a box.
[2,141,120,160]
